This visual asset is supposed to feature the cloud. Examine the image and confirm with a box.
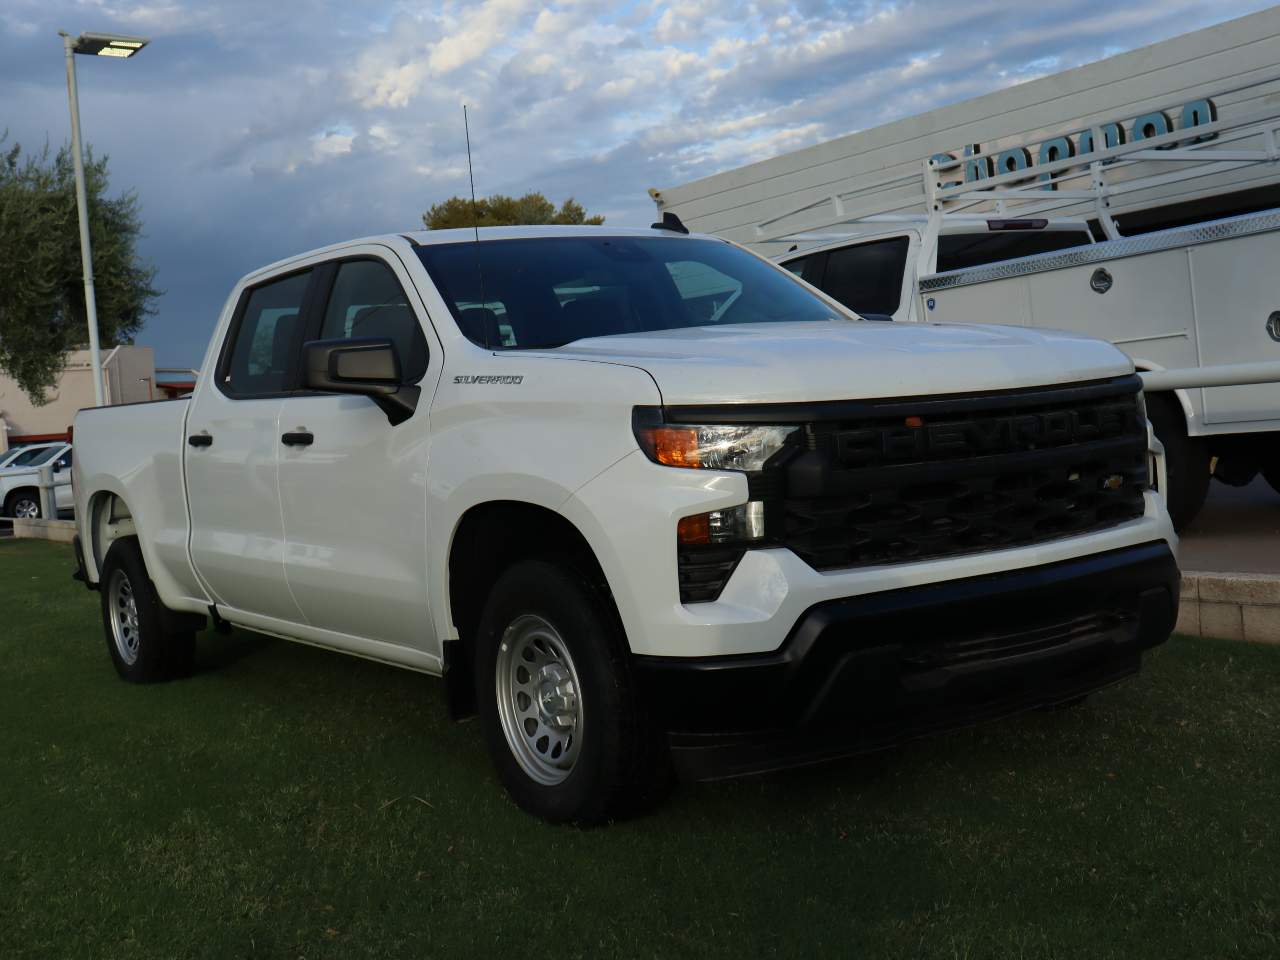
[0,0,1274,365]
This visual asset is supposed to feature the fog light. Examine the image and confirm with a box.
[677,501,766,545]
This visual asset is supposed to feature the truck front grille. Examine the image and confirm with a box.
[773,377,1148,572]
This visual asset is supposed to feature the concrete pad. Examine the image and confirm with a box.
[1178,477,1280,575]
[12,518,76,544]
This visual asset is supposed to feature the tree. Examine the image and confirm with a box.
[422,191,605,230]
[0,136,159,402]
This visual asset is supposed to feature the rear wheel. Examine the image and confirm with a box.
[1147,394,1210,530]
[474,558,666,823]
[100,537,195,682]
[4,489,40,519]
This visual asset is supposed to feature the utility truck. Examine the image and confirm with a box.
[72,224,1177,822]
[762,79,1280,528]
[652,15,1280,528]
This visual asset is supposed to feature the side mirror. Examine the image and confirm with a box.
[302,338,421,426]
[52,461,63,474]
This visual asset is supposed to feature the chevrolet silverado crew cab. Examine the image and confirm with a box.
[72,223,1179,822]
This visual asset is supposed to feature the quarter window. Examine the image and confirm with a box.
[819,237,910,318]
[223,270,312,396]
[936,231,1089,272]
[319,260,428,383]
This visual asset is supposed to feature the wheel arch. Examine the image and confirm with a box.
[85,489,137,585]
[3,484,42,517]
[1130,358,1196,430]
[443,500,617,719]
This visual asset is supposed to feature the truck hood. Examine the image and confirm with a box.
[541,320,1133,405]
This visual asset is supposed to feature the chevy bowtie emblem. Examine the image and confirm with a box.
[1101,473,1125,490]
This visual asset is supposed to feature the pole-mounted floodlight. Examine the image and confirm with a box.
[68,32,151,58]
[58,29,151,407]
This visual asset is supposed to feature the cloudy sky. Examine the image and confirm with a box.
[3,0,1274,367]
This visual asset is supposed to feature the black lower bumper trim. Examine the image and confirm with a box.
[635,541,1178,781]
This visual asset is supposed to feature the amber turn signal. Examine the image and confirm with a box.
[641,426,701,468]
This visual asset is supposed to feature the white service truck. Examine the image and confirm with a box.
[72,224,1177,822]
[768,108,1280,529]
[742,79,1280,529]
[651,18,1280,529]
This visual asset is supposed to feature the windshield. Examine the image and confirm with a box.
[416,236,843,349]
[6,446,59,468]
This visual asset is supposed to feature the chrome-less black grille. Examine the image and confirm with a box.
[775,377,1148,571]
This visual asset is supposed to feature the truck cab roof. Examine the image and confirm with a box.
[243,225,721,286]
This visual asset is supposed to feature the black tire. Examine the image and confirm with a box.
[474,558,667,824]
[4,488,41,520]
[1147,394,1210,530]
[99,537,196,683]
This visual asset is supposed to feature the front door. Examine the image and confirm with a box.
[277,252,436,649]
[186,268,314,624]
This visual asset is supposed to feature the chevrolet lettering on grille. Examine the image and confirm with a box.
[833,401,1139,466]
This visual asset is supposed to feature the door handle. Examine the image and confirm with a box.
[281,431,314,447]
[188,433,213,447]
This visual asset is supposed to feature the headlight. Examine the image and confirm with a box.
[633,418,798,472]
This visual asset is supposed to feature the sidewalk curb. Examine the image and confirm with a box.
[1178,571,1280,644]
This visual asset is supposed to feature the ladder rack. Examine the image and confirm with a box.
[755,71,1280,247]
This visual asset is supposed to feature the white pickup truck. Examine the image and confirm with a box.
[72,223,1178,822]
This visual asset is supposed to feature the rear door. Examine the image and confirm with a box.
[185,268,317,624]
[276,250,438,649]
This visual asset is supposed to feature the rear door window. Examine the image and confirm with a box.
[818,237,910,317]
[222,270,312,397]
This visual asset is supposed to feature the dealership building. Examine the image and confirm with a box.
[0,346,192,452]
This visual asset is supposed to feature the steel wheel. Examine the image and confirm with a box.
[12,496,39,519]
[494,614,583,786]
[108,568,141,666]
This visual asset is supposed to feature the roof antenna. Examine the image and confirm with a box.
[463,104,491,350]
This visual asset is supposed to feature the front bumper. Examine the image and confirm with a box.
[634,541,1178,781]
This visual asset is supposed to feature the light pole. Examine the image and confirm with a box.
[58,30,150,407]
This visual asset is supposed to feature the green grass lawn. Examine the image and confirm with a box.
[2,538,1279,959]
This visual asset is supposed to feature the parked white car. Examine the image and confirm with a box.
[72,224,1178,822]
[1,444,72,519]
[0,441,68,473]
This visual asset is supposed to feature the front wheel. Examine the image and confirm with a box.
[474,558,666,823]
[100,537,196,682]
[1147,395,1210,530]
[4,489,41,520]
